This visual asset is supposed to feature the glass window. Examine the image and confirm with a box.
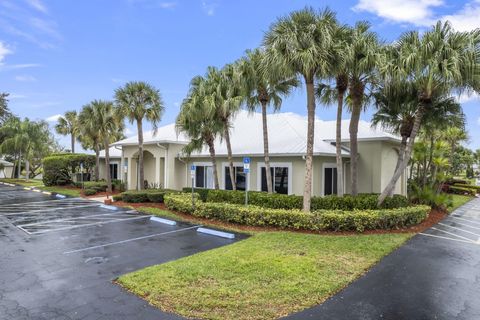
[324,167,338,195]
[109,164,118,180]
[195,165,214,189]
[225,166,246,191]
[261,166,289,194]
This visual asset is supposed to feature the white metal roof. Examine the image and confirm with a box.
[0,159,13,167]
[99,146,122,158]
[110,110,400,157]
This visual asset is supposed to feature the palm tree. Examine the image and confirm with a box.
[176,76,223,189]
[0,93,11,124]
[378,21,479,205]
[344,21,381,196]
[206,65,243,190]
[115,81,164,190]
[0,118,48,181]
[444,126,468,174]
[263,7,336,211]
[55,111,79,153]
[239,48,298,193]
[79,101,124,192]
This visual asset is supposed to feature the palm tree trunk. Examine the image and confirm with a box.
[261,101,273,194]
[17,151,21,179]
[378,106,425,206]
[94,144,100,181]
[224,122,236,191]
[25,159,30,182]
[206,135,219,190]
[71,134,75,153]
[104,137,112,193]
[302,78,316,212]
[349,104,361,196]
[11,154,17,179]
[388,136,407,196]
[137,119,144,190]
[336,91,344,197]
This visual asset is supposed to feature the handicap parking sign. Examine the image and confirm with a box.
[243,157,250,173]
[190,165,196,177]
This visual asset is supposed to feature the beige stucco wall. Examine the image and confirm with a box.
[99,158,121,181]
[0,166,13,179]
[110,138,407,196]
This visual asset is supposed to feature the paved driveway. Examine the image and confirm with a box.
[287,198,480,320]
[0,184,243,320]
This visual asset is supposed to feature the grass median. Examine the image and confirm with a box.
[118,231,412,320]
[0,178,82,197]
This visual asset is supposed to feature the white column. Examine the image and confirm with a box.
[155,157,161,188]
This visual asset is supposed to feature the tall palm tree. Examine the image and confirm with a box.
[55,111,79,153]
[444,126,468,174]
[0,118,47,181]
[239,48,298,193]
[0,93,11,124]
[115,81,164,190]
[79,101,124,192]
[378,21,479,205]
[206,65,243,190]
[344,21,381,196]
[263,7,336,211]
[176,76,223,189]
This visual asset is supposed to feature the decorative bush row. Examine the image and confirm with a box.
[117,189,178,203]
[448,186,476,196]
[84,189,97,196]
[165,193,429,232]
[181,188,408,210]
[453,183,480,191]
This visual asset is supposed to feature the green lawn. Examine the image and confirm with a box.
[118,232,412,320]
[448,194,474,211]
[0,178,82,197]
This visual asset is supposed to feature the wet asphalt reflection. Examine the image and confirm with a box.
[0,183,244,320]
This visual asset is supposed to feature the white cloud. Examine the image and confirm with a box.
[25,0,48,13]
[158,2,177,9]
[477,117,480,126]
[124,127,134,136]
[8,94,27,99]
[0,41,12,64]
[202,0,218,16]
[353,0,480,31]
[15,74,36,82]
[353,0,443,25]
[440,0,480,31]
[46,114,62,122]
[0,63,41,70]
[457,92,480,104]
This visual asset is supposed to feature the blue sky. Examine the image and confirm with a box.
[1,0,479,151]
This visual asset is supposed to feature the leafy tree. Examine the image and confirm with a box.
[443,126,468,174]
[239,48,298,193]
[263,7,337,211]
[115,81,164,190]
[378,21,480,205]
[0,93,11,124]
[55,111,79,153]
[176,76,223,189]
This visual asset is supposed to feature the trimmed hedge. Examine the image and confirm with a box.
[120,189,178,203]
[448,186,476,196]
[84,188,97,196]
[454,183,480,191]
[84,181,108,192]
[181,188,408,210]
[42,153,95,186]
[165,193,429,232]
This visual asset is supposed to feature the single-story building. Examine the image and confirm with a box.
[0,159,14,179]
[99,110,407,196]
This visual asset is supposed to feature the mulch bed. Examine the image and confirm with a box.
[112,201,447,235]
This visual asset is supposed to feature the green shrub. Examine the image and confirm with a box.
[120,189,178,203]
[84,181,108,192]
[182,187,210,202]
[84,188,97,196]
[42,153,95,186]
[164,194,429,232]
[183,188,408,210]
[113,194,123,201]
[448,186,476,196]
[453,183,480,191]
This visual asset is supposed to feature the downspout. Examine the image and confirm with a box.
[156,143,168,189]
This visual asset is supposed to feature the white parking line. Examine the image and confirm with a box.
[419,233,479,245]
[450,216,480,225]
[17,212,141,227]
[0,199,69,207]
[443,220,480,231]
[63,225,201,254]
[430,227,477,242]
[0,204,101,215]
[438,223,480,237]
[28,215,151,235]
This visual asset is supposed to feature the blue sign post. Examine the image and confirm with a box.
[190,165,196,209]
[243,157,250,206]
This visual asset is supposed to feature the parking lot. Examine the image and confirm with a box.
[287,198,480,320]
[0,183,243,320]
